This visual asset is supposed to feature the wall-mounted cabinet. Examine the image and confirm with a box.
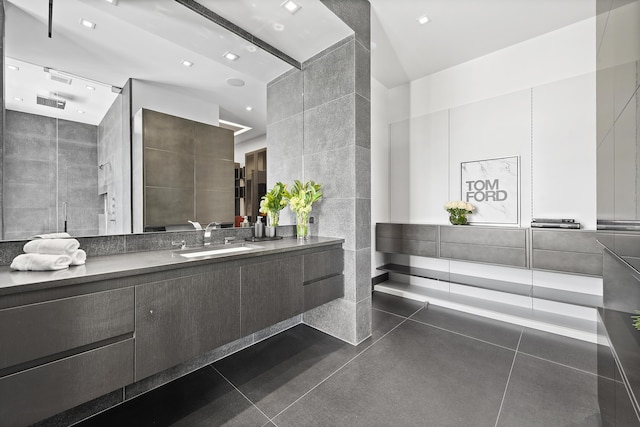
[241,256,303,335]
[0,241,344,426]
[0,289,135,426]
[135,266,241,381]
[377,223,604,275]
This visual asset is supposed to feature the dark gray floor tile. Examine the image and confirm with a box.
[371,291,425,317]
[355,306,406,351]
[519,328,613,377]
[410,304,523,349]
[274,320,515,427]
[34,389,123,427]
[76,366,268,427]
[598,375,639,426]
[497,353,601,427]
[213,324,359,419]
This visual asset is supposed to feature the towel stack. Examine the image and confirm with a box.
[10,235,87,271]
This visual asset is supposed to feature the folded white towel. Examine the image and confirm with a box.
[10,253,72,271]
[31,232,72,239]
[71,249,87,266]
[23,239,80,256]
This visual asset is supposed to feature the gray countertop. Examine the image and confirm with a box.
[0,237,344,296]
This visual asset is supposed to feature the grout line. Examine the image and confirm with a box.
[372,306,423,320]
[494,328,523,427]
[270,313,415,421]
[406,317,521,353]
[515,350,615,381]
[209,365,272,423]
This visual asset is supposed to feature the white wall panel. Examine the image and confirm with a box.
[409,110,450,223]
[532,73,597,228]
[372,78,391,273]
[389,119,411,222]
[449,90,531,225]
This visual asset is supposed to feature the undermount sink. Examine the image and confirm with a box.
[176,244,262,259]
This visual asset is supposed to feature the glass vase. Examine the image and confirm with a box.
[267,211,280,228]
[296,212,309,239]
[449,212,468,225]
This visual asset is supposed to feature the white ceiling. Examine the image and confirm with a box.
[371,0,597,88]
[5,0,598,136]
[4,0,350,141]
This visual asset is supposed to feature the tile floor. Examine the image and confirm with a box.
[76,292,615,426]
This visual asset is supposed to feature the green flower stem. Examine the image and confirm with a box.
[296,212,309,239]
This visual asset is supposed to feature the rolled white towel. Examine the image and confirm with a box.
[10,253,72,271]
[30,232,72,239]
[71,249,87,266]
[23,238,80,256]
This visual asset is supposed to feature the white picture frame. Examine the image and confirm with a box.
[460,156,520,225]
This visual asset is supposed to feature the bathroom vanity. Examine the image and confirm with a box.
[0,237,344,426]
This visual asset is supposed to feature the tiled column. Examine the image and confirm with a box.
[268,0,371,345]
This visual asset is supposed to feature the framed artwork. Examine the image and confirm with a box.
[460,156,519,225]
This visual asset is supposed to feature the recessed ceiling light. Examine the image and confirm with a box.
[246,45,257,53]
[181,60,194,67]
[226,78,245,87]
[7,65,19,71]
[273,23,285,31]
[77,110,85,114]
[104,0,118,4]
[281,0,301,14]
[246,106,253,111]
[223,51,239,61]
[417,14,430,25]
[80,18,96,29]
[86,85,96,91]
[13,97,22,101]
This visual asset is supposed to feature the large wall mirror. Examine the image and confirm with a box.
[2,0,294,240]
[596,0,640,229]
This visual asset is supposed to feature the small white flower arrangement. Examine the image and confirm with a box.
[444,201,475,214]
[444,201,475,225]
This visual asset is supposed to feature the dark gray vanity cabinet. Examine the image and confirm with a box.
[241,255,304,336]
[0,288,135,427]
[303,248,345,310]
[134,266,241,381]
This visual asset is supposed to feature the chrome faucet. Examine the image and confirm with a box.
[171,240,186,250]
[204,222,220,246]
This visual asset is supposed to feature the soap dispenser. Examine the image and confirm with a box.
[254,216,264,238]
[242,216,249,228]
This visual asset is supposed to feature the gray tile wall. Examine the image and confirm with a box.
[265,0,371,345]
[57,119,101,237]
[267,69,304,227]
[3,111,100,240]
[97,84,131,235]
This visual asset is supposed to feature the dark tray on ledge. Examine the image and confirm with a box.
[244,236,284,242]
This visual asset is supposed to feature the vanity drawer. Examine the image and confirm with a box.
[0,339,134,427]
[304,274,344,311]
[304,248,344,282]
[0,287,134,370]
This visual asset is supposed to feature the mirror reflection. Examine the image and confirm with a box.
[3,0,293,240]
